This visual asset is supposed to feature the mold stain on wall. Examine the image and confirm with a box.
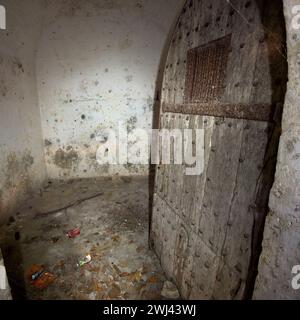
[54,147,80,170]
[0,151,35,224]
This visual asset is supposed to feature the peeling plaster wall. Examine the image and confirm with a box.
[37,0,185,179]
[0,0,47,224]
[254,0,300,300]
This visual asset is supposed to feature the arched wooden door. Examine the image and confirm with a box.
[150,0,287,299]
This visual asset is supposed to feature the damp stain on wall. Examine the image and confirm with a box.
[0,150,35,223]
[54,147,80,169]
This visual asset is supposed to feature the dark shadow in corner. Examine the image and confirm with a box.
[243,0,288,299]
[1,218,27,300]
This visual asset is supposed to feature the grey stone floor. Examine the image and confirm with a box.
[0,176,168,300]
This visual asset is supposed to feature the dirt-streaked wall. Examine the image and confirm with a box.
[37,0,185,179]
[0,0,47,224]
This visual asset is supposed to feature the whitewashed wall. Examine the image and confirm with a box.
[37,0,184,179]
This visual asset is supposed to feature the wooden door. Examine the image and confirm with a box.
[150,0,287,299]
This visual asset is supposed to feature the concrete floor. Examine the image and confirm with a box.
[0,176,170,300]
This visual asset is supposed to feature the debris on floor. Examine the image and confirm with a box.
[31,267,45,281]
[27,264,56,290]
[77,255,92,267]
[0,177,169,300]
[161,281,180,300]
[27,264,44,281]
[32,272,56,290]
[66,228,81,239]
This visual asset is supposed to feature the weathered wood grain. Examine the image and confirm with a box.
[151,0,287,299]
